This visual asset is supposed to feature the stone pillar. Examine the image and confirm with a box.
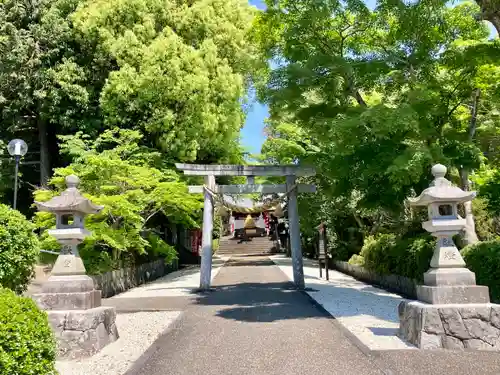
[200,175,215,290]
[286,175,305,290]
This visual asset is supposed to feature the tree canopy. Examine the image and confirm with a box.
[0,0,264,211]
[255,0,500,256]
[0,0,264,273]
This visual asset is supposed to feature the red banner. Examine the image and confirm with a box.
[190,229,201,255]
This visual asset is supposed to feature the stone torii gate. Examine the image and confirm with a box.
[176,164,316,291]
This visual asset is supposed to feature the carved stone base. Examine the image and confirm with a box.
[42,275,95,293]
[32,273,119,359]
[423,268,476,286]
[47,307,119,359]
[32,290,101,310]
[417,285,490,304]
[399,301,500,350]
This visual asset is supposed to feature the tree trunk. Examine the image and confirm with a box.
[38,119,50,187]
[460,169,479,245]
[475,0,500,35]
[460,88,481,245]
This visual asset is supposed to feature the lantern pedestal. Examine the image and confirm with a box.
[32,175,119,359]
[399,301,500,350]
[416,285,491,305]
[33,270,119,359]
[399,165,500,350]
[36,306,119,359]
[415,232,489,304]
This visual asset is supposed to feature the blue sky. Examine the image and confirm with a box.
[240,0,497,156]
[240,0,268,156]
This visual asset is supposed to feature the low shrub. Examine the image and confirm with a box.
[0,204,39,293]
[359,233,434,281]
[360,233,398,275]
[462,240,500,302]
[394,236,435,280]
[0,288,57,374]
[347,254,365,266]
[212,215,222,240]
[148,234,178,265]
[212,238,220,254]
[331,240,362,261]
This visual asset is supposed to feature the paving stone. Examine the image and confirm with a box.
[66,308,106,331]
[442,335,464,350]
[459,306,491,321]
[419,331,442,349]
[490,305,500,330]
[463,319,500,346]
[422,308,444,335]
[439,308,471,340]
[464,339,494,350]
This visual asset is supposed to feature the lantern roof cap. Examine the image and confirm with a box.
[408,164,476,206]
[35,175,103,214]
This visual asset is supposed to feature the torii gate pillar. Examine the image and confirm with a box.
[287,175,305,289]
[200,175,215,290]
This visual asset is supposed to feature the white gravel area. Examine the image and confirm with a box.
[112,255,229,299]
[56,311,182,375]
[271,255,415,351]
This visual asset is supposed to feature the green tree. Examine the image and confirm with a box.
[0,0,264,213]
[256,0,500,252]
[34,129,203,274]
[0,0,108,189]
[72,0,265,164]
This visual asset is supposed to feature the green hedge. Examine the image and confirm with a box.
[462,240,500,302]
[0,204,39,294]
[0,288,57,374]
[355,233,435,281]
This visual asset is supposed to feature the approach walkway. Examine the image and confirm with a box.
[122,256,500,375]
[58,254,500,375]
[125,256,384,375]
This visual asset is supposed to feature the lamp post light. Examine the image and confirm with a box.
[7,139,28,210]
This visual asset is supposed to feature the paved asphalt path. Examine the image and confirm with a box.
[125,257,500,375]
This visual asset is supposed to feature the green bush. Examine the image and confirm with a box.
[462,240,500,302]
[360,233,398,275]
[0,288,57,374]
[0,204,39,294]
[348,254,365,266]
[148,234,178,265]
[331,240,362,261]
[360,233,434,281]
[212,215,222,240]
[394,236,435,280]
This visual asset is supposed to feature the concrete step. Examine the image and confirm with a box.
[216,237,275,256]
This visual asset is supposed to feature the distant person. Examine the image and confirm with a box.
[277,221,288,248]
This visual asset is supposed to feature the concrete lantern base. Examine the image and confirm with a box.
[416,285,491,304]
[32,274,119,359]
[46,307,119,359]
[398,301,500,350]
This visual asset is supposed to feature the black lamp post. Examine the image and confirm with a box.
[7,139,28,210]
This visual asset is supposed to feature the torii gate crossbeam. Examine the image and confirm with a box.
[176,164,316,291]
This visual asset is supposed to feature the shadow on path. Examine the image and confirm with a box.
[194,281,327,323]
[191,256,407,324]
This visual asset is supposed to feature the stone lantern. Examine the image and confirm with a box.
[407,164,487,303]
[32,175,118,359]
[399,164,500,350]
